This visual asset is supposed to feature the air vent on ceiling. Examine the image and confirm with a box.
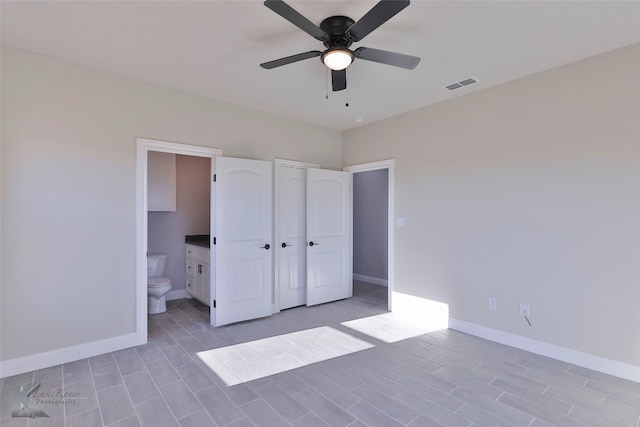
[445,77,478,91]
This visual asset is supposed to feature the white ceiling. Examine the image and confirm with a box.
[2,1,639,131]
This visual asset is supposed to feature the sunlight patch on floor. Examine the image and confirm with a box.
[196,326,374,386]
[340,312,438,343]
[341,293,449,343]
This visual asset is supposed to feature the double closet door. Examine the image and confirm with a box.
[212,157,352,327]
[276,161,352,310]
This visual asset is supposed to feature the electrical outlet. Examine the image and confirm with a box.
[519,304,530,317]
[488,297,498,310]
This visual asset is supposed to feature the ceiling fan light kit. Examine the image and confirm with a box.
[322,48,354,71]
[261,0,420,92]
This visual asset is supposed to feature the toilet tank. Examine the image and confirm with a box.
[147,254,167,277]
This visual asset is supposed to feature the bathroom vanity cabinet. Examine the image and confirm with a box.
[185,244,210,306]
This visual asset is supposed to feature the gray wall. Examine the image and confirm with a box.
[353,169,388,282]
[344,44,640,367]
[148,154,211,292]
[1,47,342,361]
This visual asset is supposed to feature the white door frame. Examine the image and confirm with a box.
[135,138,222,345]
[273,159,319,312]
[344,159,395,312]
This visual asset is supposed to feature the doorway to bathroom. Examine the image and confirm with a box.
[137,139,274,342]
[136,138,221,346]
[148,152,212,305]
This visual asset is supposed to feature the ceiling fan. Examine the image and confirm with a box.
[260,0,421,92]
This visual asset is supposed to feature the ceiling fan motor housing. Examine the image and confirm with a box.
[320,16,355,48]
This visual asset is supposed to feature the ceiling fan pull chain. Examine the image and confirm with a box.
[345,85,349,107]
[326,68,329,100]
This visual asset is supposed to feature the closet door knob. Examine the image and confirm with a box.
[260,244,271,250]
[281,242,292,248]
[308,241,319,247]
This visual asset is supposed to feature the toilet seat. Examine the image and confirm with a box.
[148,277,170,287]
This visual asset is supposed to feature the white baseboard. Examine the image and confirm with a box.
[0,333,139,379]
[166,289,192,301]
[449,318,640,384]
[353,274,388,287]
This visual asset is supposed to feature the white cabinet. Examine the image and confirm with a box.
[148,151,176,211]
[186,244,211,306]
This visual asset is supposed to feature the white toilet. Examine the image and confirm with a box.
[147,254,172,314]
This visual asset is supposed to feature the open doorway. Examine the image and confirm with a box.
[352,168,389,309]
[345,160,394,311]
[135,138,222,345]
[148,153,211,304]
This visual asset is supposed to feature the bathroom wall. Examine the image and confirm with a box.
[148,154,211,296]
[353,169,388,284]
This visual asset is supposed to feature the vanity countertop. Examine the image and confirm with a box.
[185,234,210,249]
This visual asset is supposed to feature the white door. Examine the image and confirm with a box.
[306,169,352,306]
[277,165,309,309]
[213,157,273,326]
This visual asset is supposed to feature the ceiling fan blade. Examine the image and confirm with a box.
[332,69,347,92]
[346,0,410,42]
[355,47,420,70]
[260,51,322,69]
[264,0,328,41]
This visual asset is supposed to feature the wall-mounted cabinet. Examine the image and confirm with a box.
[148,151,176,211]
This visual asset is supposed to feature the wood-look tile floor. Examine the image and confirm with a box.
[1,281,638,426]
